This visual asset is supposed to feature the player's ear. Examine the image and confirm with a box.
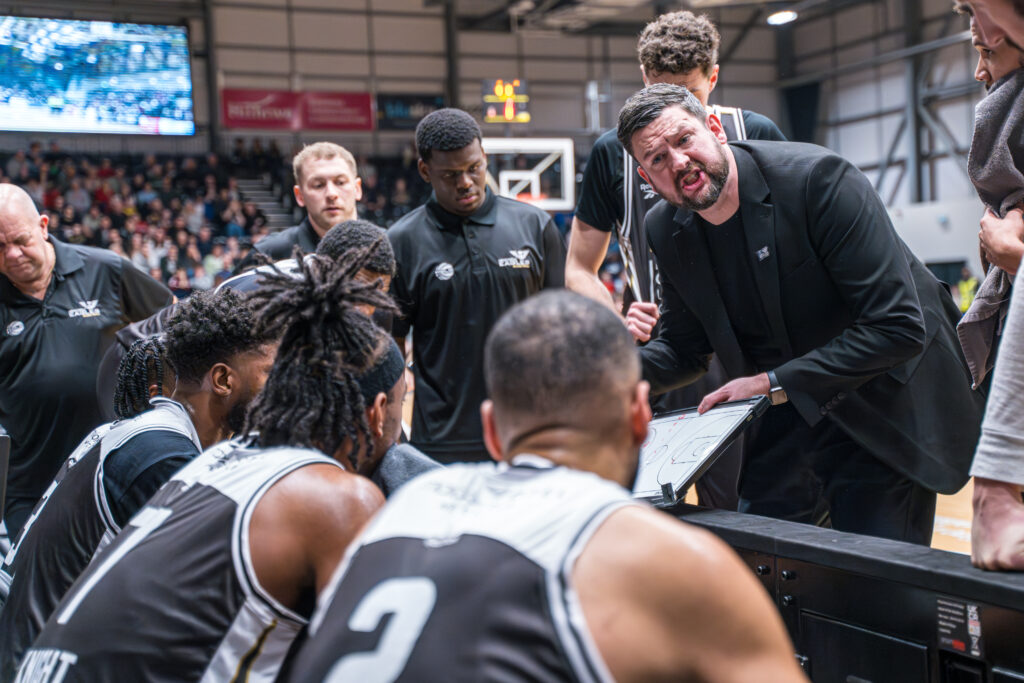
[208,362,233,397]
[481,399,505,463]
[365,392,387,438]
[630,381,651,447]
[417,158,431,184]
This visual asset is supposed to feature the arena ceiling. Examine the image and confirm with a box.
[449,0,861,34]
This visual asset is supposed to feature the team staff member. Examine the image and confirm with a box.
[20,252,391,682]
[234,141,362,272]
[0,290,276,679]
[618,84,984,544]
[287,292,807,683]
[566,11,785,510]
[0,184,171,537]
[389,108,566,463]
[567,10,785,314]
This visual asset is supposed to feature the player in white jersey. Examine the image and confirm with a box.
[1,290,278,680]
[19,247,399,683]
[288,291,806,682]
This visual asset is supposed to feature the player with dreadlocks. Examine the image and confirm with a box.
[22,248,391,682]
[0,289,277,680]
[112,335,173,420]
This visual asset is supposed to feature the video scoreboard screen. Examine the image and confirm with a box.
[482,78,530,124]
[0,15,195,135]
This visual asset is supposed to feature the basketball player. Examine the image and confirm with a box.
[0,336,167,612]
[286,291,807,683]
[96,218,397,417]
[19,249,396,682]
[0,289,276,680]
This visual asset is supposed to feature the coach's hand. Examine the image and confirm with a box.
[625,302,660,342]
[698,373,770,414]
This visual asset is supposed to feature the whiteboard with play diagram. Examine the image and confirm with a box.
[632,396,769,507]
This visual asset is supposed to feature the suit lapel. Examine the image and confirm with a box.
[670,209,750,374]
[734,147,794,360]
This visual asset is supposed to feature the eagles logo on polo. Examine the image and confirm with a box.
[498,250,531,268]
[68,300,101,318]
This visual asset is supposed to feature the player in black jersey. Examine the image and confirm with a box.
[0,289,277,680]
[287,291,806,683]
[20,247,401,682]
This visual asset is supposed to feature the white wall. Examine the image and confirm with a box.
[801,0,981,207]
[889,197,986,275]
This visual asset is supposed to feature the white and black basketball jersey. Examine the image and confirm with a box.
[0,399,199,682]
[620,104,747,305]
[287,456,641,683]
[18,440,341,683]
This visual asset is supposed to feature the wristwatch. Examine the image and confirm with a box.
[767,370,788,406]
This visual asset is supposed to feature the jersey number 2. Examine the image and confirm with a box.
[325,577,437,683]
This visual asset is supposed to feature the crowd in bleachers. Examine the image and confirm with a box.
[0,137,626,301]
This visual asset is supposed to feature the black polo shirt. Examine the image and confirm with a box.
[0,237,172,502]
[233,217,319,274]
[389,189,565,462]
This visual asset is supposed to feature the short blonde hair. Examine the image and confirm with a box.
[292,142,358,185]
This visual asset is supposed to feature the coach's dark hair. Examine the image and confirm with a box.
[317,219,395,276]
[617,83,707,158]
[164,289,271,385]
[484,291,640,431]
[114,335,168,419]
[638,11,720,78]
[243,247,398,466]
[415,108,482,162]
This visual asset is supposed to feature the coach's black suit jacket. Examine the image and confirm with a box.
[641,141,984,494]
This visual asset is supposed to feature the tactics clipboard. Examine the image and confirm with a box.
[632,396,769,507]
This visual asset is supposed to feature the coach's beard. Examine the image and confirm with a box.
[675,149,729,213]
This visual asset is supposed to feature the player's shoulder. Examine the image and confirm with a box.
[587,504,741,587]
[585,128,626,170]
[739,109,786,141]
[276,461,384,511]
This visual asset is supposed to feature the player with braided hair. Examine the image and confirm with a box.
[112,335,172,420]
[22,248,393,682]
[243,247,397,468]
[0,289,277,679]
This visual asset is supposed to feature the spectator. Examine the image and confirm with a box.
[65,179,91,214]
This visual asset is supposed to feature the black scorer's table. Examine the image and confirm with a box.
[670,504,1024,683]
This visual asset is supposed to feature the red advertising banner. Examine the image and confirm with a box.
[302,91,374,131]
[220,89,374,131]
[221,89,301,130]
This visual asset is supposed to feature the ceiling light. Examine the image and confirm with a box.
[767,9,798,25]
